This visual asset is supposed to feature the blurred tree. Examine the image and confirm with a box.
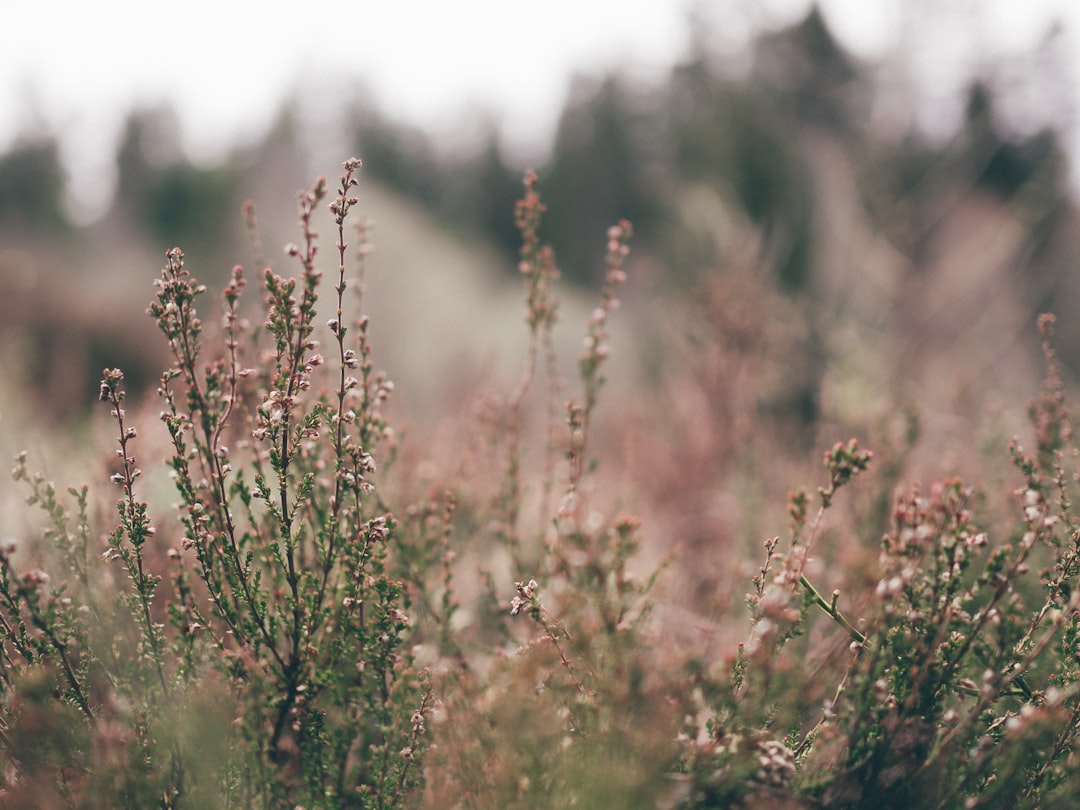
[115,106,183,205]
[857,79,1067,266]
[539,74,666,285]
[112,106,240,261]
[438,129,522,256]
[964,81,1066,203]
[0,136,70,236]
[350,103,522,262]
[673,77,814,290]
[665,57,815,290]
[145,162,236,254]
[753,5,864,133]
[350,102,440,203]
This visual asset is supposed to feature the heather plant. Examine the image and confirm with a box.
[408,170,684,806]
[6,154,1080,810]
[2,159,427,808]
[668,315,1080,808]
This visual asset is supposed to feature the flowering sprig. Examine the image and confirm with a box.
[510,578,540,618]
[569,220,633,493]
[510,578,586,701]
[785,439,873,585]
[99,368,169,694]
[514,169,560,334]
[819,438,874,508]
[740,439,873,708]
[1030,313,1071,471]
[499,171,564,548]
[0,532,92,722]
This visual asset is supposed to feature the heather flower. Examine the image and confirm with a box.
[510,579,539,616]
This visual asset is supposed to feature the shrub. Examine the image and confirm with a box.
[3,160,425,808]
[4,157,1080,809]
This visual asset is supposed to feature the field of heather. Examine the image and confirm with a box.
[5,8,1080,808]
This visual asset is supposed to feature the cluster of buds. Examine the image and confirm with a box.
[340,453,377,495]
[98,367,126,404]
[329,157,363,226]
[513,170,559,331]
[510,579,539,617]
[751,738,797,789]
[222,263,247,312]
[365,515,390,543]
[399,702,430,763]
[372,371,394,405]
[21,569,50,587]
[579,220,632,383]
[147,248,206,349]
[820,438,873,506]
[252,389,298,441]
[411,708,426,735]
[514,169,545,263]
[340,346,360,369]
[603,220,632,288]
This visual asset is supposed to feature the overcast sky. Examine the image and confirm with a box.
[4,1,1079,218]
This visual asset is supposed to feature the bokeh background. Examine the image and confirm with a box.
[4,1,1080,607]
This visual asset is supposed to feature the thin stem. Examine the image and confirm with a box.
[799,574,865,645]
[103,370,169,695]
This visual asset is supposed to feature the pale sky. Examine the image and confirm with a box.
[3,1,1079,218]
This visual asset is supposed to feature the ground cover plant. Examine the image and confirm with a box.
[3,158,1080,808]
